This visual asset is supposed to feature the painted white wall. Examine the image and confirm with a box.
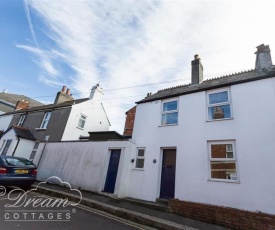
[36,140,134,198]
[0,115,13,131]
[61,100,110,141]
[0,129,18,156]
[129,77,275,215]
[15,139,35,159]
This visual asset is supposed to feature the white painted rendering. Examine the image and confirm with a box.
[15,139,36,159]
[0,128,35,159]
[0,129,18,156]
[36,140,135,198]
[0,114,13,132]
[61,100,110,141]
[129,77,275,215]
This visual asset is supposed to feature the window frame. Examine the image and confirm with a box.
[77,114,87,129]
[1,139,12,156]
[40,112,52,129]
[206,88,233,121]
[134,148,145,170]
[17,115,26,127]
[208,140,239,183]
[161,98,179,126]
[29,142,40,161]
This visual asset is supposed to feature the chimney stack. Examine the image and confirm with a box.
[89,84,104,101]
[191,54,203,85]
[255,44,273,70]
[54,86,74,104]
[15,100,29,110]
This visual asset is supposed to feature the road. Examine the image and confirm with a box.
[0,187,153,230]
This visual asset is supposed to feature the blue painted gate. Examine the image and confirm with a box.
[103,149,121,193]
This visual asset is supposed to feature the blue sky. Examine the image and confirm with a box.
[1,0,275,132]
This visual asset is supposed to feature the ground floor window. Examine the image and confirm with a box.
[1,139,12,155]
[30,142,39,161]
[208,141,238,181]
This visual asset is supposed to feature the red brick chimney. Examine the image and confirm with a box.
[15,100,29,110]
[123,106,136,137]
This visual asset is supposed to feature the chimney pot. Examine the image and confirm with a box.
[62,86,66,93]
[194,54,199,60]
[66,89,71,95]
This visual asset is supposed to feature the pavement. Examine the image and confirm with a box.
[32,182,231,230]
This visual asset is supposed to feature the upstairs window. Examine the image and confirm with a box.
[40,112,51,129]
[135,148,145,169]
[207,90,232,120]
[17,115,26,127]
[208,141,238,181]
[161,100,178,125]
[77,114,86,129]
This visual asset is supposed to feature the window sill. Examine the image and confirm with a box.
[35,128,47,131]
[76,126,84,130]
[206,117,234,122]
[208,179,240,184]
[158,123,178,127]
[132,168,144,171]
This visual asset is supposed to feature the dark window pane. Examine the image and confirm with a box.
[162,112,178,125]
[211,144,227,158]
[1,140,12,155]
[210,161,237,180]
[209,91,228,104]
[135,159,144,168]
[163,101,177,112]
[138,149,145,157]
[208,105,231,120]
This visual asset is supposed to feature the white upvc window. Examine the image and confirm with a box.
[207,88,232,120]
[208,141,238,182]
[161,99,178,125]
[40,112,52,129]
[135,148,145,169]
[17,115,26,127]
[77,114,86,129]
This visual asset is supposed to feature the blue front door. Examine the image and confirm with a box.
[160,149,176,199]
[103,149,121,193]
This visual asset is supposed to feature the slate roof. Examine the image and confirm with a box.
[0,98,89,116]
[13,126,36,140]
[1,126,36,140]
[0,93,44,107]
[137,67,275,104]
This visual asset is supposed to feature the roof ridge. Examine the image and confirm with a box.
[204,69,255,82]
[158,83,191,92]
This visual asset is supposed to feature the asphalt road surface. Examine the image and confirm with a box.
[0,187,153,230]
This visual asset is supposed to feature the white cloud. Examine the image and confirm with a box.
[18,0,275,132]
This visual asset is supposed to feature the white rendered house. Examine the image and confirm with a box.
[127,44,275,215]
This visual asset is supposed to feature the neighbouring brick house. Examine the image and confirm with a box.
[126,44,275,230]
[0,90,44,114]
[123,106,136,138]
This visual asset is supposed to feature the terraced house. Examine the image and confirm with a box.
[126,44,275,227]
[0,84,110,160]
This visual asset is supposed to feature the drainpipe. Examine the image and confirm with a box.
[12,137,20,156]
[37,135,49,167]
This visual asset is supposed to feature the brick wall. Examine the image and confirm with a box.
[169,199,275,230]
[123,106,136,137]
